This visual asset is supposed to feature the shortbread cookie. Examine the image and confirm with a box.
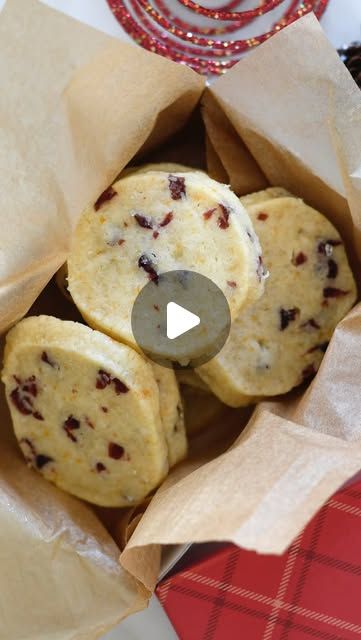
[197,197,357,406]
[68,171,265,356]
[2,316,168,507]
[152,364,187,467]
[240,187,291,209]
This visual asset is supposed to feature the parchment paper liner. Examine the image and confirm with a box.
[1,1,361,637]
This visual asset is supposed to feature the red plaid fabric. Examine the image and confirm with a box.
[156,475,361,640]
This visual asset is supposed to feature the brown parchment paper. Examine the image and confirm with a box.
[1,1,361,636]
[121,12,361,589]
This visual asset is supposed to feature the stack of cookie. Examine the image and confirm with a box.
[2,166,356,507]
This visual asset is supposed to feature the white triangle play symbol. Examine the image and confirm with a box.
[166,302,200,340]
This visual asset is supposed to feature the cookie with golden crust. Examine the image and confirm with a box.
[152,364,187,467]
[197,197,357,406]
[67,171,265,358]
[2,316,168,507]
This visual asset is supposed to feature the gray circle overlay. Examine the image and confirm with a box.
[131,270,231,369]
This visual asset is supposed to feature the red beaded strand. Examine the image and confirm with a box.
[107,0,330,76]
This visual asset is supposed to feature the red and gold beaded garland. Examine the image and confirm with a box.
[107,0,330,75]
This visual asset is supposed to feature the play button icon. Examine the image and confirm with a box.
[167,303,200,340]
[131,270,231,369]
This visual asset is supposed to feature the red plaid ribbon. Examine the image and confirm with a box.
[157,474,361,639]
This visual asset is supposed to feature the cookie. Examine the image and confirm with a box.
[197,197,357,406]
[240,187,291,209]
[2,315,168,507]
[68,171,265,355]
[152,364,187,467]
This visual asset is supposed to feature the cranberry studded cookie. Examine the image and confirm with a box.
[67,171,266,352]
[197,196,357,406]
[2,316,168,507]
[152,364,187,467]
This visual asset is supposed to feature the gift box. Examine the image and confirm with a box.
[157,473,361,640]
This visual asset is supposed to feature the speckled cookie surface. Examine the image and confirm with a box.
[240,187,291,209]
[68,171,265,350]
[2,316,168,507]
[152,364,187,467]
[197,197,357,406]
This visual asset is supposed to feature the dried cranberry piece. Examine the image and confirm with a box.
[108,442,125,460]
[96,462,107,473]
[96,370,129,395]
[159,211,174,227]
[227,280,237,288]
[134,213,153,229]
[327,259,338,279]
[96,370,112,390]
[36,454,54,470]
[10,376,44,419]
[217,204,230,230]
[64,416,80,430]
[94,186,117,211]
[292,252,308,266]
[168,175,186,200]
[85,416,95,429]
[22,376,38,398]
[41,351,57,368]
[203,208,217,220]
[280,307,299,331]
[10,388,33,415]
[318,239,342,256]
[323,287,350,298]
[257,212,269,221]
[301,318,321,330]
[307,342,329,354]
[138,254,159,284]
[63,415,80,443]
[153,231,159,239]
[112,378,129,395]
[302,364,316,380]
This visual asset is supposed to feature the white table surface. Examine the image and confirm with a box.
[0,0,360,638]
